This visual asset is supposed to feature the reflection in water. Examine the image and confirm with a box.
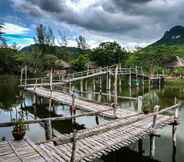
[0,75,184,162]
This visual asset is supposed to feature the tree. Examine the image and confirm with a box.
[76,35,88,49]
[90,41,127,66]
[58,30,68,47]
[71,54,89,71]
[34,24,55,53]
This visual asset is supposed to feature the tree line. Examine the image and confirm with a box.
[0,23,183,75]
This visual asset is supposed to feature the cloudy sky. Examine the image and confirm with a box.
[0,0,184,49]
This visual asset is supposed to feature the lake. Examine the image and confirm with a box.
[0,75,184,162]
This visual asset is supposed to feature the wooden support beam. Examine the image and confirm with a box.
[85,79,88,91]
[112,65,118,118]
[138,139,143,156]
[45,119,52,140]
[150,105,160,158]
[70,130,77,162]
[80,80,83,93]
[95,115,99,125]
[24,65,28,87]
[93,78,96,92]
[137,96,143,113]
[129,68,132,87]
[99,76,102,94]
[20,68,24,85]
[50,68,53,93]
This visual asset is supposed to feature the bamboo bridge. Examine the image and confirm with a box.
[0,65,176,162]
[0,103,179,162]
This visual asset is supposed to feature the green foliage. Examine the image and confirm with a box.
[0,48,19,73]
[71,54,89,71]
[126,44,184,72]
[90,42,127,66]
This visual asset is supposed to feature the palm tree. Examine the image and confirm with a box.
[0,24,6,46]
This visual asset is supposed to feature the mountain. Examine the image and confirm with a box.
[21,44,91,60]
[126,26,184,69]
[153,25,184,46]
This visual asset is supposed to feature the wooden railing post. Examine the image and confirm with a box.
[129,68,132,87]
[24,65,28,87]
[45,119,52,140]
[172,97,179,151]
[34,79,38,91]
[50,68,53,94]
[20,67,24,85]
[150,105,160,158]
[137,96,143,113]
[70,130,77,162]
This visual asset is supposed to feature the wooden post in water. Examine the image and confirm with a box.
[99,76,102,95]
[159,75,161,90]
[106,70,109,91]
[45,119,52,140]
[129,68,132,88]
[95,115,99,125]
[150,105,160,158]
[50,68,53,94]
[113,64,118,117]
[118,64,122,92]
[70,130,77,162]
[149,78,151,92]
[24,65,28,87]
[20,67,24,85]
[85,79,88,91]
[69,81,72,92]
[108,70,111,91]
[33,94,37,106]
[135,66,138,87]
[137,96,143,113]
[92,78,96,92]
[138,139,143,155]
[172,97,179,152]
[80,79,83,93]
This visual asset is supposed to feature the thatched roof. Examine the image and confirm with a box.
[166,56,184,68]
[55,59,71,69]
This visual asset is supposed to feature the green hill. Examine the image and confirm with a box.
[126,26,184,70]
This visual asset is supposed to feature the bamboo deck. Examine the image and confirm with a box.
[0,114,174,162]
[0,138,50,162]
[40,114,173,162]
[26,87,137,119]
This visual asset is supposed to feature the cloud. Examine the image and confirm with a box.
[3,33,34,49]
[10,0,184,48]
[2,23,30,35]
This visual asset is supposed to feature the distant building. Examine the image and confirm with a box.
[166,56,184,69]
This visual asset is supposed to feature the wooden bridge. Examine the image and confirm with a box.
[0,103,179,162]
[19,65,155,88]
[0,65,173,162]
[26,87,137,119]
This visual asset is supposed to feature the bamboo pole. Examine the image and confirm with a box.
[150,105,160,158]
[20,68,24,85]
[70,130,77,162]
[50,68,53,94]
[45,119,52,140]
[80,80,83,93]
[137,96,143,113]
[24,65,28,87]
[113,65,118,117]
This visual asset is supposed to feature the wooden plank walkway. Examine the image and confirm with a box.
[38,114,174,162]
[26,87,137,119]
[0,104,178,162]
[0,138,51,162]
